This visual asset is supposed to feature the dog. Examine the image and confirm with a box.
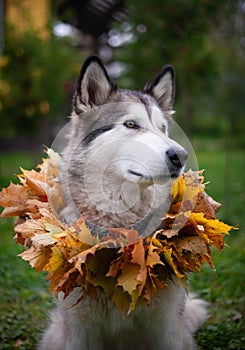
[38,56,207,350]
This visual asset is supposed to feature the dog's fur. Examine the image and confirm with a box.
[38,56,207,350]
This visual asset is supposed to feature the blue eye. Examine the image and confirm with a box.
[124,120,140,129]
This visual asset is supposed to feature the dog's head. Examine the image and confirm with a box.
[69,56,187,186]
[59,56,188,230]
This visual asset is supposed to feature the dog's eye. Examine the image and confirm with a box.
[124,120,140,129]
[161,125,166,133]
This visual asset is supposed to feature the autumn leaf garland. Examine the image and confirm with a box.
[0,149,234,315]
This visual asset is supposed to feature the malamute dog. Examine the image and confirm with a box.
[38,56,207,350]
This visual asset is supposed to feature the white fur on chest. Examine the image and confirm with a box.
[40,278,193,350]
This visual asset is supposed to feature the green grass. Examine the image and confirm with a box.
[0,152,54,349]
[0,218,54,349]
[0,152,37,188]
[190,140,245,349]
[0,143,244,349]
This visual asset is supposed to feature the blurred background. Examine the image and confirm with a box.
[0,1,244,349]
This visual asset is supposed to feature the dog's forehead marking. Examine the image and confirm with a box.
[127,102,166,129]
[77,89,168,144]
[114,90,164,124]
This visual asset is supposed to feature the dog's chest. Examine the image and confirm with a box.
[60,283,185,350]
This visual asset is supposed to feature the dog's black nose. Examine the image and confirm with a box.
[166,148,188,168]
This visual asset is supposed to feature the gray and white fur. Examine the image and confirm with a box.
[38,56,207,350]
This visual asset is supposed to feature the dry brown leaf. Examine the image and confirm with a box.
[20,246,52,273]
[19,168,46,195]
[0,183,38,217]
[194,191,222,219]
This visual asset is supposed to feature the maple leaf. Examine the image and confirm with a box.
[26,199,49,218]
[171,170,204,206]
[194,191,221,219]
[112,286,131,317]
[44,246,73,292]
[54,267,81,298]
[172,174,185,204]
[112,243,147,314]
[69,239,112,276]
[32,232,57,247]
[18,168,46,195]
[20,246,52,273]
[146,240,164,269]
[84,248,117,294]
[0,182,38,217]
[117,262,140,311]
[72,217,99,246]
[183,170,204,201]
[131,239,147,295]
[189,212,233,251]
[105,233,148,314]
[45,246,65,272]
[14,217,47,239]
[45,158,64,214]
[174,235,212,270]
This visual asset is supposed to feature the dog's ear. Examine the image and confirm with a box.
[74,56,116,112]
[143,65,175,112]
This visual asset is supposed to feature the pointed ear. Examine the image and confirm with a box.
[74,56,116,112]
[143,65,175,112]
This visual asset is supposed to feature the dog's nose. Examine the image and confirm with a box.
[166,148,188,168]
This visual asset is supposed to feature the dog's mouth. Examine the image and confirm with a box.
[128,170,144,177]
[128,169,181,183]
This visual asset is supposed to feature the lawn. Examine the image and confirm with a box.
[190,139,245,349]
[0,153,54,350]
[0,141,244,349]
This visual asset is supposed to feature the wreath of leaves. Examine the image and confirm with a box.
[0,149,234,315]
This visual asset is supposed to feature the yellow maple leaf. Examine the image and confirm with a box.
[117,261,140,310]
[189,212,233,251]
[72,217,99,246]
[171,174,185,204]
[45,246,65,272]
[112,286,131,317]
[45,246,72,292]
[171,170,204,214]
[146,242,164,269]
